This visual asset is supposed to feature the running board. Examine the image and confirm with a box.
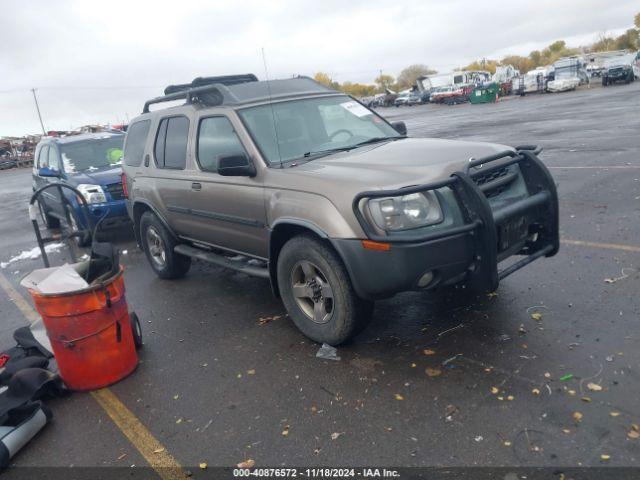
[174,244,269,278]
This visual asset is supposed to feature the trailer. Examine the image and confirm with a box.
[547,56,588,92]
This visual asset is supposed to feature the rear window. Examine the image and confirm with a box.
[124,120,150,167]
[154,116,189,169]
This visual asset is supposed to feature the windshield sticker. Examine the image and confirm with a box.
[340,101,372,118]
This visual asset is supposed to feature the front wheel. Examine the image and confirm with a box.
[140,211,191,279]
[36,199,60,229]
[277,235,373,345]
[69,211,92,247]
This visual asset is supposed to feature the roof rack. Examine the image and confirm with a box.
[164,74,258,95]
[143,74,258,113]
[142,75,337,114]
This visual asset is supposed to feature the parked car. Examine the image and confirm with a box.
[123,74,559,345]
[0,158,17,170]
[602,54,636,86]
[33,132,130,245]
[394,91,421,107]
[429,85,472,104]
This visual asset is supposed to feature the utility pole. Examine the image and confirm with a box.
[31,88,46,135]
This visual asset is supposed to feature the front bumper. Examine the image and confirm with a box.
[606,70,630,80]
[338,146,559,300]
[77,200,132,231]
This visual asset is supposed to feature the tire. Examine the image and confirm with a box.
[130,312,143,349]
[68,211,92,247]
[602,77,607,87]
[36,199,60,229]
[277,235,373,345]
[139,211,191,279]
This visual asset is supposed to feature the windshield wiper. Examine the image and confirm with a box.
[300,136,404,162]
[302,146,354,159]
[351,136,404,148]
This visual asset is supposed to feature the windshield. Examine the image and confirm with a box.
[238,95,401,165]
[60,136,124,173]
[604,53,635,68]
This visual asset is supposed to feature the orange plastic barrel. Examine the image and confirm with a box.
[28,267,138,391]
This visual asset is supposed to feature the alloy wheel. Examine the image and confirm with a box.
[290,260,334,324]
[146,226,167,268]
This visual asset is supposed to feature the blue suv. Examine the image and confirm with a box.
[33,132,131,244]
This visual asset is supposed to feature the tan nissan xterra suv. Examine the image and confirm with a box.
[122,74,559,345]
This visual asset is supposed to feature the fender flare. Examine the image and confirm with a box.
[132,200,179,244]
[268,218,348,298]
[269,217,330,239]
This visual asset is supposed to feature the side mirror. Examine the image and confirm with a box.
[38,166,60,178]
[391,121,407,136]
[217,153,256,177]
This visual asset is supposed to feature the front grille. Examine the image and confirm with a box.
[105,182,125,200]
[472,166,513,199]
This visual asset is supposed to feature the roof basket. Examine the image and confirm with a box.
[164,74,258,95]
[143,74,258,113]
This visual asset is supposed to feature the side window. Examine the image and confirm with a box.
[197,117,247,172]
[37,146,49,168]
[47,146,60,171]
[154,117,188,169]
[124,120,151,167]
[154,118,168,167]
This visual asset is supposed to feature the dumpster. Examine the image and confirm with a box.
[470,83,499,104]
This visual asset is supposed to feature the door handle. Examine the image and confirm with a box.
[191,182,202,191]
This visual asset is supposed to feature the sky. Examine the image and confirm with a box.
[0,0,637,137]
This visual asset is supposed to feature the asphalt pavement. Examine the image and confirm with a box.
[0,81,639,475]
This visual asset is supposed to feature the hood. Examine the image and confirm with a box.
[66,165,122,186]
[270,137,513,194]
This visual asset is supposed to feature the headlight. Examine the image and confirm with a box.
[77,184,107,204]
[367,191,443,231]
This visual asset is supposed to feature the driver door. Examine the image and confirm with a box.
[179,114,268,258]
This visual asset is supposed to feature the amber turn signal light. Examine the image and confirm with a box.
[361,239,391,251]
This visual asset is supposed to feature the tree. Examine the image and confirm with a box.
[461,59,498,74]
[396,64,437,89]
[538,40,579,65]
[614,29,639,51]
[339,82,377,98]
[591,33,616,52]
[313,72,339,90]
[313,72,332,86]
[500,55,534,74]
[635,11,639,29]
[529,50,542,68]
[374,74,395,92]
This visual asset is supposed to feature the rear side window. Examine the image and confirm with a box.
[154,116,189,169]
[124,120,150,167]
[37,145,49,168]
[48,146,60,171]
[197,117,247,172]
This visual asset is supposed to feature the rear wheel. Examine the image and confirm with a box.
[277,235,373,345]
[140,211,191,279]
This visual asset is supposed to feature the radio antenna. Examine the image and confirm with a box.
[261,47,283,168]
